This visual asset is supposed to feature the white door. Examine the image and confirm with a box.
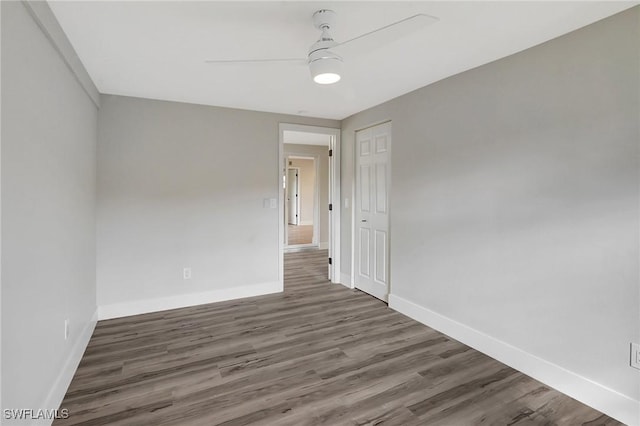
[287,168,299,225]
[354,122,391,301]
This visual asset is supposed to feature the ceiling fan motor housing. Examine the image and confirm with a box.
[308,9,342,83]
[309,9,339,58]
[313,9,337,30]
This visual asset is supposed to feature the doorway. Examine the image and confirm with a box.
[285,157,317,247]
[353,121,391,302]
[278,124,341,285]
[286,167,300,226]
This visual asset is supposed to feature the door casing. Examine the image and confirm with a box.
[278,123,341,286]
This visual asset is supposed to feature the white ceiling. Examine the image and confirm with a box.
[284,131,331,146]
[49,1,636,120]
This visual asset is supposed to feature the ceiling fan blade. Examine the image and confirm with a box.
[205,58,307,65]
[333,14,438,58]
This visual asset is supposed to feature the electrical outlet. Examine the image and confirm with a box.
[631,343,640,370]
[64,319,69,340]
[183,267,192,280]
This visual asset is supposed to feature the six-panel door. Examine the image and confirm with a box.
[355,122,391,301]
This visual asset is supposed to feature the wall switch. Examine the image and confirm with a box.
[64,319,69,340]
[183,267,192,280]
[631,343,640,370]
[269,198,277,209]
[263,198,270,208]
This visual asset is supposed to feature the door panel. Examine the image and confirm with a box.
[360,165,371,212]
[375,163,387,214]
[374,230,387,284]
[354,122,391,302]
[359,228,370,278]
[375,134,388,153]
[360,139,371,156]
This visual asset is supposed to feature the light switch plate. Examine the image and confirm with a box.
[631,343,640,370]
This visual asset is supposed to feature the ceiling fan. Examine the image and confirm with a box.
[205,9,439,85]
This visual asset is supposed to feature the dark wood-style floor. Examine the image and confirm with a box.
[56,250,620,425]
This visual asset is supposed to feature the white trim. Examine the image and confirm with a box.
[350,152,356,290]
[279,123,340,284]
[299,220,314,226]
[329,132,341,283]
[340,272,354,289]
[278,127,285,287]
[389,294,640,426]
[336,280,352,289]
[21,1,100,108]
[319,242,329,250]
[312,155,319,245]
[283,245,319,253]
[98,281,281,320]
[41,309,98,415]
[288,155,316,160]
[0,0,3,410]
[284,243,317,251]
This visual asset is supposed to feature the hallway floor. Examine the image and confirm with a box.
[287,224,313,245]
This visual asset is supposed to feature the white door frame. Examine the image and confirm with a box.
[285,155,320,248]
[350,120,392,293]
[278,123,341,285]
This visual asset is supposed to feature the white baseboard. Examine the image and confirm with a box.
[319,242,329,250]
[40,308,98,422]
[340,272,353,289]
[299,220,313,226]
[98,281,282,320]
[388,294,639,426]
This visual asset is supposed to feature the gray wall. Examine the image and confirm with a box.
[285,143,330,244]
[1,0,98,414]
[97,95,338,310]
[341,8,639,402]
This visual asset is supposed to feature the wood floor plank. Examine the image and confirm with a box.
[55,249,621,425]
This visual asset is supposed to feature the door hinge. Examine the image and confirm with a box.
[328,257,332,265]
[329,149,333,157]
[329,203,332,211]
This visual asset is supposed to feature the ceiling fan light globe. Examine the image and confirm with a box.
[314,73,341,84]
[309,56,342,85]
